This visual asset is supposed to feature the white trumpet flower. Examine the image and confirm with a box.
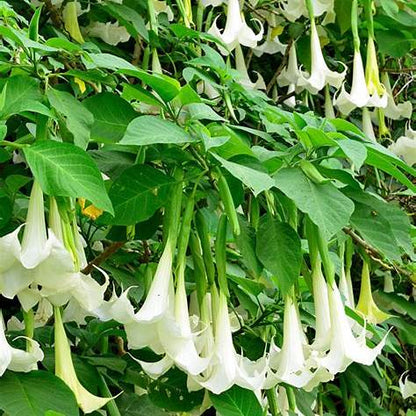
[190,290,267,394]
[280,0,334,23]
[388,124,416,166]
[381,72,412,120]
[266,296,314,388]
[334,50,371,115]
[365,37,388,108]
[86,22,130,46]
[235,45,266,90]
[0,310,44,376]
[311,265,331,351]
[54,307,115,414]
[320,283,386,374]
[362,107,376,142]
[297,21,346,94]
[208,0,263,54]
[276,44,302,88]
[399,372,416,399]
[253,26,287,57]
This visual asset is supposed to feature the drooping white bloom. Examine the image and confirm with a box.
[381,73,412,120]
[297,21,346,94]
[311,265,331,350]
[365,37,388,108]
[208,0,263,54]
[388,124,416,166]
[276,44,302,88]
[334,50,371,115]
[280,0,334,23]
[86,22,130,46]
[189,290,267,394]
[201,0,224,6]
[0,310,43,376]
[266,296,314,388]
[235,45,266,90]
[362,107,376,142]
[399,372,416,399]
[320,283,386,374]
[54,307,115,414]
[253,26,286,57]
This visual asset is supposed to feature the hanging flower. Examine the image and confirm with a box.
[277,43,302,88]
[54,307,116,414]
[234,45,266,90]
[365,37,388,108]
[362,107,376,142]
[280,0,335,23]
[189,290,267,394]
[334,50,371,115]
[297,21,346,94]
[388,124,416,166]
[356,261,391,324]
[0,310,44,376]
[399,372,416,399]
[253,26,287,57]
[208,0,263,54]
[320,283,386,375]
[381,72,412,120]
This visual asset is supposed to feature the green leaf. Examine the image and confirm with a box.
[148,368,204,412]
[210,385,263,416]
[344,188,412,262]
[376,29,413,57]
[116,392,168,416]
[47,88,94,149]
[275,167,354,239]
[0,371,78,416]
[83,92,137,144]
[107,164,175,225]
[334,0,353,33]
[0,189,12,228]
[0,76,52,119]
[236,216,262,276]
[120,116,194,146]
[117,69,181,102]
[24,141,113,214]
[256,215,302,295]
[212,154,275,196]
[379,0,416,27]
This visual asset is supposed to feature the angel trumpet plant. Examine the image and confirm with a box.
[208,0,263,54]
[54,307,115,414]
[356,260,391,324]
[0,310,43,376]
[297,0,346,94]
[381,72,412,120]
[388,123,416,166]
[234,44,266,90]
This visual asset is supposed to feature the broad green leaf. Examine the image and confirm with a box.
[256,215,302,295]
[117,69,181,102]
[210,385,263,416]
[334,0,353,33]
[236,216,262,276]
[0,25,57,51]
[122,83,163,108]
[0,190,12,228]
[0,76,52,119]
[379,0,416,27]
[47,88,94,149]
[0,371,78,416]
[24,141,113,214]
[275,167,354,239]
[376,29,413,57]
[212,154,275,196]
[85,53,137,71]
[344,188,412,262]
[148,368,204,412]
[107,164,175,225]
[120,116,194,146]
[83,92,137,144]
[116,392,168,416]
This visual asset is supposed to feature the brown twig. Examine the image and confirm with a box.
[381,67,416,73]
[42,0,64,29]
[266,39,293,94]
[343,227,411,277]
[81,241,125,275]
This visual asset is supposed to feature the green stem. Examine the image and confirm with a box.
[98,374,122,416]
[304,0,315,21]
[363,0,375,39]
[266,388,280,416]
[23,309,35,352]
[351,0,360,51]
